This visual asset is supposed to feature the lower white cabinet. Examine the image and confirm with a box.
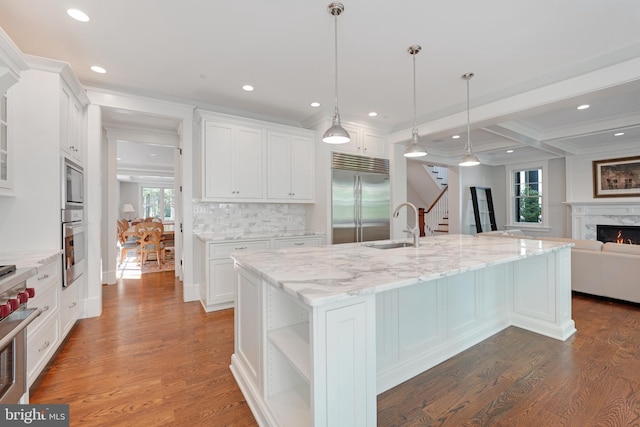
[26,256,83,388]
[197,235,324,312]
[26,258,61,388]
[198,239,270,312]
[60,277,82,337]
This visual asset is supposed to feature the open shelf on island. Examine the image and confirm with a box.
[267,384,311,427]
[268,322,310,381]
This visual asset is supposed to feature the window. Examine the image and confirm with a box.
[506,161,548,229]
[142,187,174,221]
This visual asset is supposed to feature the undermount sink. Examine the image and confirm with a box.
[365,242,414,250]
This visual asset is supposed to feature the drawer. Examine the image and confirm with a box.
[61,280,81,337]
[209,240,270,259]
[27,315,60,387]
[27,281,59,334]
[273,236,323,249]
[27,260,60,289]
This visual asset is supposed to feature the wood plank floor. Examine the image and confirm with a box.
[31,274,640,426]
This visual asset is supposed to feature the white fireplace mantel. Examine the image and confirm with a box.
[564,201,640,240]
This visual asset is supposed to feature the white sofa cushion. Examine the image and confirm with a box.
[601,243,640,304]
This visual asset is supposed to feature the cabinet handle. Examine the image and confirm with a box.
[42,305,50,312]
[235,246,248,250]
[294,242,305,246]
[69,302,77,308]
[38,274,50,280]
[39,340,51,352]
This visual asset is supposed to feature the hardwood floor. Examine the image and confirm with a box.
[30,272,257,426]
[31,275,640,426]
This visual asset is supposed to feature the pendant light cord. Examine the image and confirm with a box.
[466,75,471,153]
[413,51,417,130]
[333,13,339,116]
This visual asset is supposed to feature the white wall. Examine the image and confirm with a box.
[566,147,640,204]
[119,181,139,219]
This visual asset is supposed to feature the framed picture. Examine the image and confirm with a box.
[592,155,640,198]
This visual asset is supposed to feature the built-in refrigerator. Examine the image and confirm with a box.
[331,152,390,244]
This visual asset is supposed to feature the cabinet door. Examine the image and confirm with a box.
[333,124,360,154]
[59,86,70,155]
[290,136,314,200]
[0,93,10,190]
[266,132,292,200]
[61,279,81,338]
[204,122,234,198]
[69,97,83,163]
[362,131,386,158]
[209,258,236,305]
[234,126,263,199]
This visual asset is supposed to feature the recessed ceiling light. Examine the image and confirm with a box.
[506,150,514,153]
[614,132,625,136]
[116,157,122,161]
[452,135,460,139]
[91,66,106,74]
[242,85,254,92]
[577,104,590,110]
[67,9,90,22]
[368,112,378,117]
[150,153,157,157]
[310,102,320,108]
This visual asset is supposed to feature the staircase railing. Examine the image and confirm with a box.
[419,185,449,237]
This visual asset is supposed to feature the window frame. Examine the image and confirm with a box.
[505,160,549,230]
[141,186,175,221]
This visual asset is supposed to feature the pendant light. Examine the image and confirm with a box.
[459,72,480,166]
[323,2,350,144]
[403,45,427,158]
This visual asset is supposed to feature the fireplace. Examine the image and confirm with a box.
[597,225,640,245]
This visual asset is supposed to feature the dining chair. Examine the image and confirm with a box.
[117,221,139,265]
[135,221,165,266]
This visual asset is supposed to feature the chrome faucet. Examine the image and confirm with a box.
[392,202,420,248]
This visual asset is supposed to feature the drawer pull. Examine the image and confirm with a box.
[69,302,77,308]
[294,242,305,246]
[42,305,50,312]
[38,274,50,281]
[235,246,248,250]
[39,341,51,352]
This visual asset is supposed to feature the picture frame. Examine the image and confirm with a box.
[592,155,640,198]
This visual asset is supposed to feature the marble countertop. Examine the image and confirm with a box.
[231,234,574,307]
[0,250,62,269]
[194,230,324,242]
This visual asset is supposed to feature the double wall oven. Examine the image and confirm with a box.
[62,157,86,288]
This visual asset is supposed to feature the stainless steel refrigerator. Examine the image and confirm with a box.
[331,152,390,244]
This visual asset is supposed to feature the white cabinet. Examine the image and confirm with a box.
[198,238,270,312]
[59,84,84,164]
[60,276,82,338]
[202,121,264,200]
[0,93,10,192]
[26,258,61,388]
[333,125,387,158]
[267,131,314,202]
[273,236,323,249]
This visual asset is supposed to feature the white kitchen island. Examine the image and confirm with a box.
[230,234,576,427]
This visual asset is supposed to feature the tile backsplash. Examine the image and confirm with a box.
[193,202,306,234]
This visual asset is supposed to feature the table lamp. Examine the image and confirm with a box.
[122,204,135,220]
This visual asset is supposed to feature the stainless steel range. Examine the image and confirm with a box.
[0,267,41,404]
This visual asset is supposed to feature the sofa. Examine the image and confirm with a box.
[478,230,640,304]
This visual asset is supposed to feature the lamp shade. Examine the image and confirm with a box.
[122,204,135,213]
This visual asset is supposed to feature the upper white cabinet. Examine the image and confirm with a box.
[0,28,28,195]
[59,83,84,163]
[333,124,388,158]
[195,110,316,203]
[203,121,264,200]
[267,131,314,202]
[0,93,10,192]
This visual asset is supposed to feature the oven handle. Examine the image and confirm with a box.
[0,308,42,349]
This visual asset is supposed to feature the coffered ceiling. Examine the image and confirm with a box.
[1,0,639,166]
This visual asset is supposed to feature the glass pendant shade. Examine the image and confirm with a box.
[323,2,350,145]
[323,112,350,144]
